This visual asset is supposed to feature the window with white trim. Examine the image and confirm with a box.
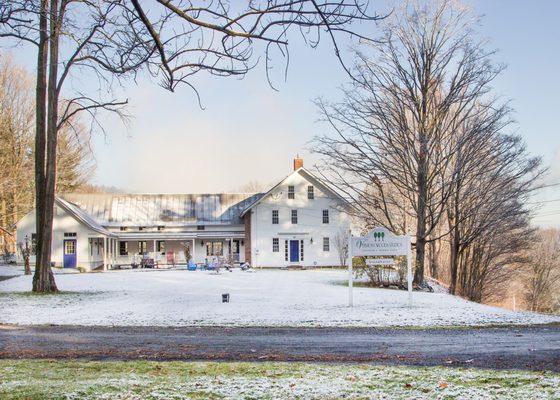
[119,241,128,256]
[138,241,147,254]
[284,240,289,261]
[308,185,314,199]
[206,241,223,256]
[322,209,329,224]
[272,238,279,252]
[288,185,295,199]
[323,237,330,252]
[272,210,279,224]
[291,210,298,224]
[31,233,37,255]
[300,239,304,261]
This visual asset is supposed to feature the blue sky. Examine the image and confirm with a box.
[8,0,560,226]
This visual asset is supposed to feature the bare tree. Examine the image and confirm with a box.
[237,180,268,193]
[1,0,380,292]
[445,109,542,297]
[313,0,507,286]
[0,55,34,252]
[523,228,560,313]
[0,53,96,258]
[18,235,32,275]
[333,228,349,267]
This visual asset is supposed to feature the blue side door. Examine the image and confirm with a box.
[63,239,77,268]
[289,240,299,262]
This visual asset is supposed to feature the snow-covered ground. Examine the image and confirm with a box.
[1,264,559,327]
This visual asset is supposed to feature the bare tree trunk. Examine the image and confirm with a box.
[414,133,428,285]
[428,239,438,280]
[32,0,49,291]
[449,201,460,294]
[24,240,31,275]
[33,0,58,293]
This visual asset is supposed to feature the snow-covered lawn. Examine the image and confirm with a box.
[1,265,559,327]
[1,360,559,400]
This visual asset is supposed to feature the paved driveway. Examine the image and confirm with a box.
[1,324,559,371]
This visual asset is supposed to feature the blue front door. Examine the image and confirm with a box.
[63,239,77,268]
[289,240,299,262]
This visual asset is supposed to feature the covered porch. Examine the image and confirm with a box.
[112,232,245,268]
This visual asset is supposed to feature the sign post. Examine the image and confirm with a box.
[348,227,413,307]
[406,235,412,307]
[348,229,353,307]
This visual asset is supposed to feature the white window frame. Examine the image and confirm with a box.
[288,185,295,199]
[291,209,298,224]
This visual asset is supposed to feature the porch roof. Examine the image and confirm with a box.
[60,193,263,226]
[116,231,245,240]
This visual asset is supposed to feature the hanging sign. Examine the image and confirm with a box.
[351,228,408,257]
[347,227,413,307]
[365,258,395,266]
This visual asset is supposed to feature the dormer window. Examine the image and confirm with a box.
[307,186,314,199]
[288,186,295,199]
[157,226,165,231]
[139,226,145,231]
[120,227,128,231]
[197,225,205,230]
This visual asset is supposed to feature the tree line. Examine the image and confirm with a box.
[0,55,93,257]
[1,0,380,292]
[313,0,558,307]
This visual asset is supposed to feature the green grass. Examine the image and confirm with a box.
[0,290,105,298]
[0,360,558,399]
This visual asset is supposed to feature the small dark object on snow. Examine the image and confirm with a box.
[222,293,230,303]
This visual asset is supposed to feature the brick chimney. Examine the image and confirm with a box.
[293,155,304,170]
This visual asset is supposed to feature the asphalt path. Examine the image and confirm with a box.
[1,324,559,371]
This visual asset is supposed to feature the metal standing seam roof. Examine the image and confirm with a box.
[55,198,115,236]
[59,193,264,227]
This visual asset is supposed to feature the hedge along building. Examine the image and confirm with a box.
[16,157,349,270]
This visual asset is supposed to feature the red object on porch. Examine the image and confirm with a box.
[166,251,175,266]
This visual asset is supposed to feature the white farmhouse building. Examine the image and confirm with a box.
[16,158,349,270]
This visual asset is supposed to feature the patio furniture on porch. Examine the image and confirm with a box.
[141,255,155,268]
[176,250,187,265]
[166,251,175,267]
[187,261,197,271]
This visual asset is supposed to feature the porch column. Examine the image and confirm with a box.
[192,238,196,263]
[103,237,108,271]
[153,239,157,257]
[112,238,116,266]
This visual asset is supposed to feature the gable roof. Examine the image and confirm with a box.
[60,193,264,227]
[240,167,348,217]
[55,198,115,236]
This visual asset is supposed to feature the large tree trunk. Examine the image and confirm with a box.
[448,199,460,295]
[428,239,438,280]
[414,133,428,285]
[33,0,58,293]
[32,0,49,291]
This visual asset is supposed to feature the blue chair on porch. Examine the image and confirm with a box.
[187,261,197,271]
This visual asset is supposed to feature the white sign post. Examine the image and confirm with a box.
[348,227,413,307]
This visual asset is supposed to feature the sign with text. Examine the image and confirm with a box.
[351,227,408,256]
[347,226,413,307]
[365,258,395,266]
